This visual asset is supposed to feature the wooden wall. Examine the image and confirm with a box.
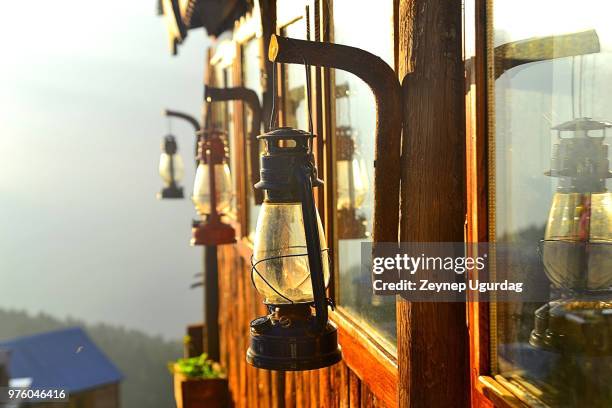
[213,0,470,406]
[217,244,391,408]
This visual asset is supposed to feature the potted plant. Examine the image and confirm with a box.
[169,353,228,408]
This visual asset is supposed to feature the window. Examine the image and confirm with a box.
[490,2,612,405]
[211,58,238,217]
[241,36,264,239]
[331,0,397,353]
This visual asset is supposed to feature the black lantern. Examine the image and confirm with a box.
[247,127,342,371]
[157,134,185,199]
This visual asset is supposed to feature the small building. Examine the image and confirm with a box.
[0,327,122,408]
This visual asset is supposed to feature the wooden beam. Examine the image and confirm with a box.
[397,0,469,406]
[260,0,277,132]
[204,245,221,362]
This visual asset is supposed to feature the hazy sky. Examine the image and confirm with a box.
[0,0,212,339]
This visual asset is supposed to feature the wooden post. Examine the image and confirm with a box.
[397,0,469,406]
[204,245,220,362]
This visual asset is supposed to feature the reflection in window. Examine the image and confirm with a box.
[242,37,264,239]
[492,2,612,405]
[332,0,396,352]
[212,65,237,216]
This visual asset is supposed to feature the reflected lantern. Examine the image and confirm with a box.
[334,83,369,239]
[336,127,369,207]
[336,126,369,239]
[541,117,612,291]
[247,127,342,371]
[531,117,612,354]
[158,134,185,199]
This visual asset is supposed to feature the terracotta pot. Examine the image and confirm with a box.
[173,370,228,408]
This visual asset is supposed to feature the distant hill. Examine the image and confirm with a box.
[0,309,181,408]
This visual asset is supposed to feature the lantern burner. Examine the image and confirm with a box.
[247,303,342,371]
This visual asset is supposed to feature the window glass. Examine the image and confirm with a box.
[332,0,396,352]
[491,2,612,405]
[242,37,264,239]
[212,64,237,216]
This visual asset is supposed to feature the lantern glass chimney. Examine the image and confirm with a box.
[252,201,330,304]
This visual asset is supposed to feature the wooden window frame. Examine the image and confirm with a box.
[233,5,266,249]
[464,0,513,406]
[317,1,399,406]
[465,1,550,406]
[208,36,245,237]
[235,34,260,243]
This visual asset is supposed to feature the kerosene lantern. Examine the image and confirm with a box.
[157,134,185,199]
[530,117,612,355]
[247,127,342,371]
[336,126,369,239]
[335,84,369,239]
[190,121,236,246]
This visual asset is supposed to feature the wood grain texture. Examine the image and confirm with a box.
[397,0,469,407]
[334,311,397,408]
[318,367,331,408]
[465,0,495,407]
[339,363,349,408]
[349,372,361,408]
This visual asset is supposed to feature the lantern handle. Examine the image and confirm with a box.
[204,85,265,205]
[162,109,201,166]
[297,163,329,329]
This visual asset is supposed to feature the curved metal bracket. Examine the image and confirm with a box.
[162,109,201,166]
[269,35,402,244]
[204,85,264,205]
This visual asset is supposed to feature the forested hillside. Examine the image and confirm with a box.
[0,309,182,408]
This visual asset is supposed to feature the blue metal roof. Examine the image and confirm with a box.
[0,327,122,393]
